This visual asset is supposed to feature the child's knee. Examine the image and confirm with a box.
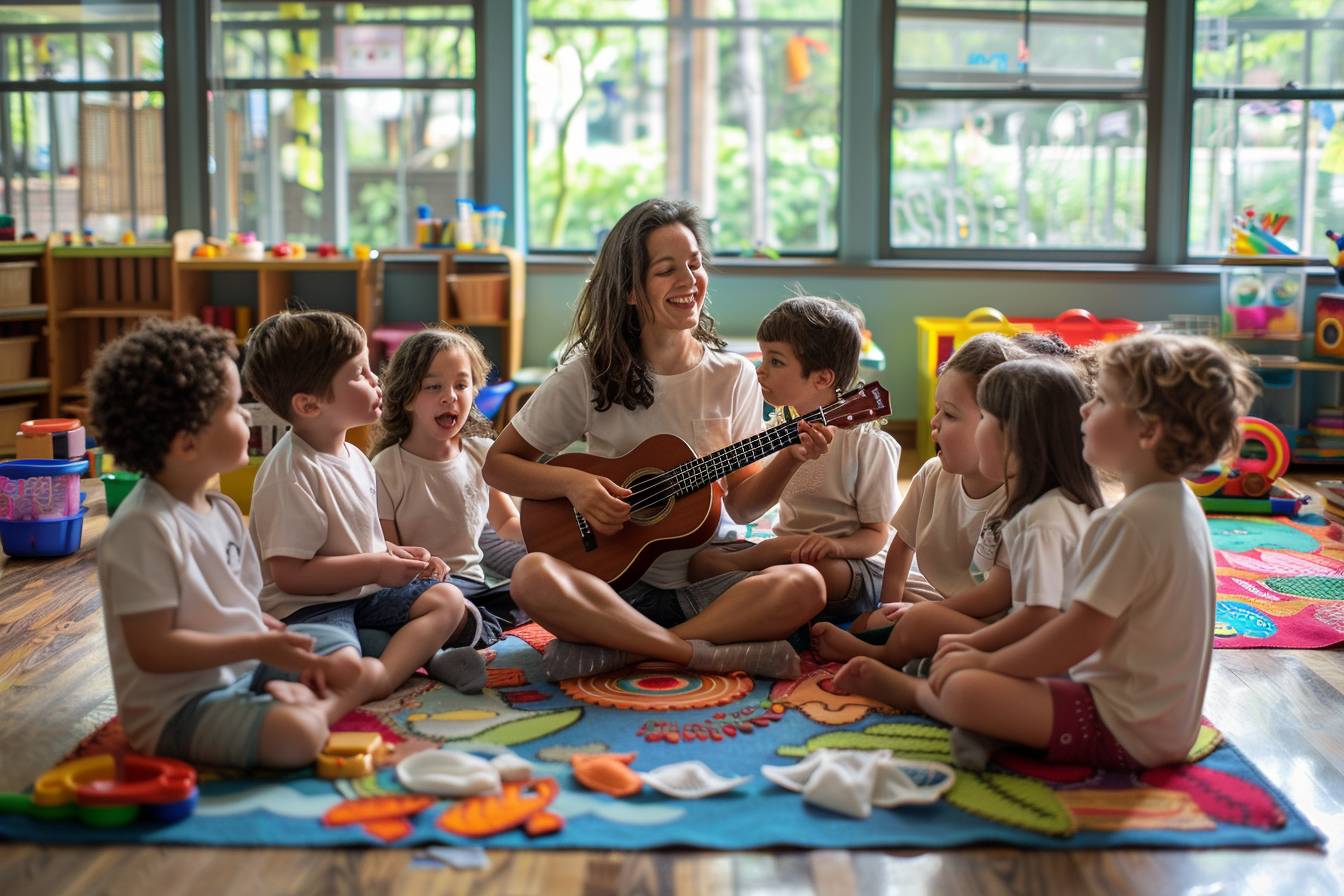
[322,646,365,685]
[936,669,993,723]
[413,582,466,616]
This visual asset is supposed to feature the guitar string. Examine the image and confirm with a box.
[619,402,835,514]
[618,390,878,516]
[620,390,880,513]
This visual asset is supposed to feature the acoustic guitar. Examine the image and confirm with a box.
[520,381,890,589]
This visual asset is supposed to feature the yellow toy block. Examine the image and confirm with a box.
[317,732,385,779]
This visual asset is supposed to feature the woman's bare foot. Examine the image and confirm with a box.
[810,622,883,663]
[831,656,921,711]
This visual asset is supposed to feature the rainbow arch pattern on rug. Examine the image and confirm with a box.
[0,628,1321,851]
[1211,513,1344,649]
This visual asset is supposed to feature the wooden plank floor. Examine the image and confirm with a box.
[2,474,1342,895]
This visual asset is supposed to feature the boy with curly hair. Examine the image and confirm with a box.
[242,310,487,698]
[90,318,366,769]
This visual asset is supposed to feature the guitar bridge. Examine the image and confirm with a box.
[574,509,598,552]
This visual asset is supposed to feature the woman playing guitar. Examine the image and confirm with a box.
[483,199,832,682]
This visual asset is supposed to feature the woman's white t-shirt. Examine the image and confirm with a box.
[509,347,763,589]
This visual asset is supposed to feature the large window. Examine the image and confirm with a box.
[208,1,477,246]
[0,2,166,239]
[1189,1,1344,260]
[888,1,1154,257]
[526,1,842,254]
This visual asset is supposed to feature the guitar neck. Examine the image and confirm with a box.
[668,405,830,498]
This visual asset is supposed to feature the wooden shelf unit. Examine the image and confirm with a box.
[44,237,174,418]
[171,230,380,335]
[0,242,55,445]
[377,246,525,381]
[10,235,526,437]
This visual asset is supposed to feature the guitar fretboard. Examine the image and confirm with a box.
[662,405,829,500]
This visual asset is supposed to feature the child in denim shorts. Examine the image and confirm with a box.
[243,310,488,699]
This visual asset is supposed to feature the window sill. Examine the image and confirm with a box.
[524,253,1341,282]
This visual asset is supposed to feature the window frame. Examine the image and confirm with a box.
[879,0,1167,263]
[1185,7,1344,263]
[206,0,482,246]
[0,2,168,237]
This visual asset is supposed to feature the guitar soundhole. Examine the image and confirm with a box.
[624,467,675,526]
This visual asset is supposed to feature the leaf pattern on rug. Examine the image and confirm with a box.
[945,771,1075,838]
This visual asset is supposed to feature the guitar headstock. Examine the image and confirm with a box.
[826,381,890,429]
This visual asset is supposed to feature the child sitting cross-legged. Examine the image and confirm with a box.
[810,332,1025,666]
[243,310,489,699]
[90,319,367,769]
[688,296,901,625]
[370,326,527,645]
[823,358,1103,687]
[835,334,1258,771]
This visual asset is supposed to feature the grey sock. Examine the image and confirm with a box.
[902,656,933,678]
[688,639,800,680]
[427,646,487,694]
[949,726,1006,772]
[541,641,636,682]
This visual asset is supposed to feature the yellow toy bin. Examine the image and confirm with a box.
[218,456,263,515]
[914,308,1028,461]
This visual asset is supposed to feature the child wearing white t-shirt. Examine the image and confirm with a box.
[828,358,1102,684]
[484,199,832,682]
[243,310,489,698]
[89,319,366,768]
[370,327,526,644]
[689,296,901,623]
[840,334,1258,770]
[810,332,1024,662]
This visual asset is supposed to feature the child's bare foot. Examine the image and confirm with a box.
[265,679,321,705]
[810,622,882,663]
[831,656,921,711]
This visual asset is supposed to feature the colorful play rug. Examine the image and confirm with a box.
[1210,512,1344,648]
[0,625,1320,850]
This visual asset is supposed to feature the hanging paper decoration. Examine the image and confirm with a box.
[785,33,829,88]
[280,4,322,194]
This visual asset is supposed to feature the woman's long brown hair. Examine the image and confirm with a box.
[564,198,726,411]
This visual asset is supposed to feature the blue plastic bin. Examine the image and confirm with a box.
[0,507,88,558]
[474,381,516,420]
